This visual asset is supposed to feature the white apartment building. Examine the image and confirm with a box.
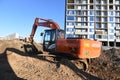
[65,0,120,47]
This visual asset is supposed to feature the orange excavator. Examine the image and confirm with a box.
[26,17,102,70]
[28,18,101,59]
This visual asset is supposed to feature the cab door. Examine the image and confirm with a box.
[43,29,56,52]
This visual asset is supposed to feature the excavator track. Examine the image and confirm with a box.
[23,43,88,80]
[71,59,88,71]
[23,41,89,71]
[37,52,89,70]
[37,53,88,80]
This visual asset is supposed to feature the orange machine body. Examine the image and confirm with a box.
[56,38,102,59]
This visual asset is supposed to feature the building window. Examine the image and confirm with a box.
[81,23,84,26]
[96,11,100,16]
[89,29,92,32]
[66,22,74,26]
[90,16,94,21]
[81,12,84,15]
[110,23,114,27]
[81,17,87,22]
[89,35,94,38]
[96,23,100,28]
[116,6,120,10]
[66,34,74,38]
[101,0,107,4]
[109,0,113,4]
[103,35,107,39]
[82,0,87,4]
[66,28,74,32]
[111,23,114,27]
[102,11,107,16]
[109,5,113,10]
[96,35,102,39]
[109,35,114,39]
[116,24,120,27]
[76,11,87,16]
[90,10,94,15]
[77,22,87,26]
[68,0,74,3]
[67,5,74,9]
[96,0,101,4]
[89,29,94,32]
[110,17,113,21]
[116,18,120,22]
[116,30,120,33]
[101,6,107,10]
[90,0,93,3]
[116,36,120,39]
[67,10,74,15]
[77,6,81,9]
[90,22,94,26]
[116,12,120,16]
[101,23,107,28]
[102,17,107,22]
[76,0,81,4]
[115,0,120,4]
[67,16,74,20]
[76,11,80,15]
[110,29,114,33]
[109,11,113,15]
[90,5,93,9]
[96,17,100,21]
[96,6,101,10]
[81,5,87,9]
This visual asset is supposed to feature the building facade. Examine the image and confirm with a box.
[65,0,120,47]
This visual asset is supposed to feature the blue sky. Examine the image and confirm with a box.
[0,0,65,42]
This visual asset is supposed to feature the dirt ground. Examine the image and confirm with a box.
[0,40,120,80]
[88,48,120,80]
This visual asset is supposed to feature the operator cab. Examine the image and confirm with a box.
[42,29,64,52]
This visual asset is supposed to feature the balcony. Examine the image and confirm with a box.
[116,6,120,11]
[66,31,74,34]
[66,25,74,28]
[75,31,88,35]
[95,38,108,41]
[115,20,120,23]
[95,34,109,41]
[116,37,120,42]
[75,25,88,28]
[115,1,120,4]
[115,33,120,36]
[116,39,120,42]
[75,29,88,35]
[116,26,120,29]
[116,13,120,16]
[95,30,105,35]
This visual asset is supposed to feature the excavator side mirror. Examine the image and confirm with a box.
[40,33,44,36]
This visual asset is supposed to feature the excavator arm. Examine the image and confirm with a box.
[29,18,60,41]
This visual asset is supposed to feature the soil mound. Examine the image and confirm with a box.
[0,40,83,80]
[88,48,120,80]
[0,40,120,80]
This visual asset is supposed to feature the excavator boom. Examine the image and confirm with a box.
[30,18,60,40]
